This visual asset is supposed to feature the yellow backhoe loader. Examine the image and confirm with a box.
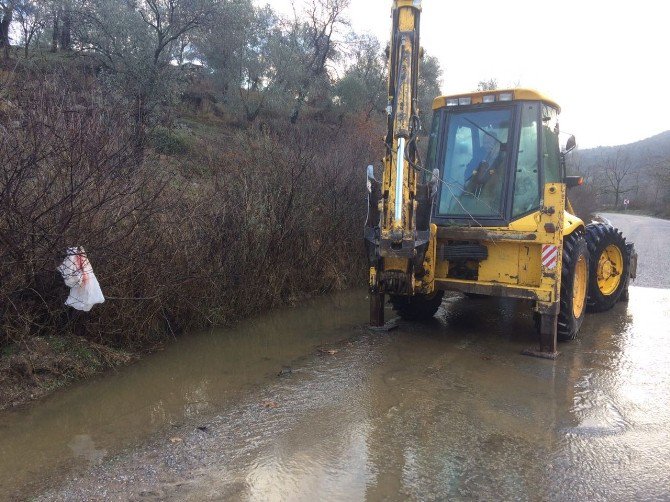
[364,0,638,358]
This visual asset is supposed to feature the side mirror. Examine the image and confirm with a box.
[565,135,577,154]
[366,165,375,193]
[429,168,440,197]
[564,175,584,188]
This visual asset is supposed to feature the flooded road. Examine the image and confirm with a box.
[4,286,666,501]
[0,293,369,500]
[3,214,670,501]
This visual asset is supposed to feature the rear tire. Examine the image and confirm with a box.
[390,291,445,321]
[585,224,629,312]
[557,233,590,341]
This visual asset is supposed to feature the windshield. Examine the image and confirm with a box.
[437,107,512,220]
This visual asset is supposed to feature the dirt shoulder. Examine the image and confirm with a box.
[0,337,136,411]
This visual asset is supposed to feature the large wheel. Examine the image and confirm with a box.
[557,232,590,341]
[585,223,629,312]
[619,243,636,303]
[390,291,445,321]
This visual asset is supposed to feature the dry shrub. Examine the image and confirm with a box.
[569,183,601,222]
[0,68,378,350]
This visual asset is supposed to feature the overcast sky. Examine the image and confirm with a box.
[257,0,669,149]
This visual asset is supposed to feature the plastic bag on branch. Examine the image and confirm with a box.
[57,247,105,312]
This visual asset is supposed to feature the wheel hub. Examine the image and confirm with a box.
[598,256,614,280]
[596,244,623,296]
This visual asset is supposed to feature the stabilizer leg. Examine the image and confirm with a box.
[523,303,559,360]
[368,292,399,332]
[538,313,559,356]
[370,292,385,328]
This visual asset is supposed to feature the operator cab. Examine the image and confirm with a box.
[425,88,567,227]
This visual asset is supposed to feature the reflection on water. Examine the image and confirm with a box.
[155,287,667,501]
[0,291,369,499]
[68,435,107,464]
[7,287,670,501]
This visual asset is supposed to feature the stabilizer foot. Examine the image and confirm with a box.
[524,310,559,359]
[368,319,400,332]
[522,348,559,360]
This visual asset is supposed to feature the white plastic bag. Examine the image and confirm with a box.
[57,247,105,312]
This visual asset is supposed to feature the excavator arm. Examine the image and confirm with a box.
[365,0,437,325]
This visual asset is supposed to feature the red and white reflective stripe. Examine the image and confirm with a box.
[542,245,559,269]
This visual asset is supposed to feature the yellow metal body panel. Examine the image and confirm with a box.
[540,183,566,306]
[432,88,561,113]
[432,184,567,304]
[508,212,541,232]
[518,244,543,287]
[478,243,520,284]
[563,210,585,236]
[417,224,437,294]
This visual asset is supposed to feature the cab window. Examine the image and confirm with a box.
[437,107,512,219]
[513,103,541,217]
[423,111,442,182]
[542,105,561,183]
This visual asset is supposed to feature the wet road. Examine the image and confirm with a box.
[599,213,670,288]
[2,215,669,501]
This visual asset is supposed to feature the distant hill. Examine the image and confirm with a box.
[575,130,670,169]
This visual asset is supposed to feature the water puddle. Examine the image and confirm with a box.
[4,287,670,500]
[0,290,369,499]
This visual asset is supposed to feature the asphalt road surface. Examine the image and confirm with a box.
[599,212,670,289]
[2,214,669,502]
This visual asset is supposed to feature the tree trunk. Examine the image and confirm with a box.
[0,8,13,59]
[51,12,60,53]
[133,93,147,163]
[614,188,620,210]
[60,10,71,51]
[290,90,306,124]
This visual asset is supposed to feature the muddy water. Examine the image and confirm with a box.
[0,292,369,500]
[5,287,670,501]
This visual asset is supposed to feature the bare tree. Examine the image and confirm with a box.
[477,78,498,91]
[645,154,670,212]
[79,0,210,155]
[45,0,77,52]
[335,33,386,118]
[0,1,14,59]
[15,0,45,57]
[418,52,442,128]
[283,0,350,123]
[595,148,637,210]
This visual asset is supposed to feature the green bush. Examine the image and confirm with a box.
[149,127,193,156]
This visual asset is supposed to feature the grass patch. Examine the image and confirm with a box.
[149,126,194,156]
[1,344,17,357]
